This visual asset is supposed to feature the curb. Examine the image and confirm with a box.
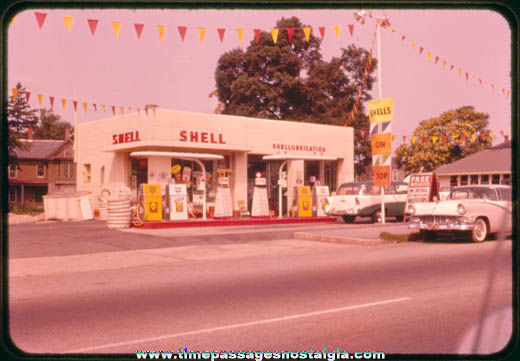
[293,232,392,245]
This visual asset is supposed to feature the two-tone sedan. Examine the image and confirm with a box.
[324,181,408,223]
[407,185,512,242]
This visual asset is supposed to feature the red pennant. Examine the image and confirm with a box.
[73,100,78,112]
[177,26,187,42]
[491,83,495,89]
[480,132,486,141]
[217,28,225,42]
[442,135,447,144]
[502,88,505,95]
[93,103,97,111]
[111,106,116,115]
[450,65,454,71]
[319,27,325,40]
[49,96,55,108]
[34,12,47,30]
[402,135,406,143]
[465,72,469,81]
[145,107,149,116]
[87,19,98,36]
[419,47,424,55]
[434,56,439,64]
[422,135,426,143]
[287,27,294,42]
[401,35,406,41]
[462,135,467,142]
[500,130,504,136]
[254,29,261,44]
[478,78,482,86]
[348,24,354,37]
[25,91,31,103]
[134,23,144,39]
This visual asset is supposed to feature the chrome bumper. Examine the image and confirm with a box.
[408,215,474,231]
[325,206,359,216]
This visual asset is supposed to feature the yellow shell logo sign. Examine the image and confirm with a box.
[171,164,182,175]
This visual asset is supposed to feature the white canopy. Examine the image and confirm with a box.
[262,154,338,161]
[130,151,224,160]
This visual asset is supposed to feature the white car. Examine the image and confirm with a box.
[324,181,408,223]
[407,185,512,242]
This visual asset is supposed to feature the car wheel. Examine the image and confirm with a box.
[472,217,488,243]
[420,230,437,241]
[342,215,356,223]
[371,209,382,223]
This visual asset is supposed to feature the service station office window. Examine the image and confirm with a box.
[36,164,45,178]
[9,164,17,178]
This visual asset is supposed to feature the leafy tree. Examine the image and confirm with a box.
[394,106,492,174]
[214,17,377,177]
[33,108,73,140]
[7,82,38,163]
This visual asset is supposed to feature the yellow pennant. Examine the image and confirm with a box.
[236,28,244,43]
[120,106,124,115]
[391,28,396,33]
[152,107,156,117]
[83,102,88,112]
[507,90,510,99]
[432,136,438,144]
[471,134,476,142]
[411,136,417,144]
[37,94,43,105]
[198,27,206,42]
[471,75,476,80]
[458,69,462,77]
[442,60,446,69]
[61,99,67,109]
[12,88,18,100]
[102,104,106,112]
[426,51,431,60]
[63,15,74,32]
[112,21,122,39]
[302,27,311,42]
[137,107,141,116]
[490,132,495,139]
[271,28,279,44]
[333,25,340,39]
[392,135,396,141]
[411,41,415,48]
[157,25,166,40]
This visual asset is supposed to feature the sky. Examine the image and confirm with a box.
[7,7,513,148]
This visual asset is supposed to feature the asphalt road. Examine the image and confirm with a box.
[8,222,513,356]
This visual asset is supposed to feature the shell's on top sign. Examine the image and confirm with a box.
[368,97,394,124]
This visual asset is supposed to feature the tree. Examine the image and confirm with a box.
[7,82,38,163]
[214,17,377,177]
[33,108,73,140]
[394,106,493,174]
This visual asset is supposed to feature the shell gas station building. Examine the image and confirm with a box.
[76,109,354,225]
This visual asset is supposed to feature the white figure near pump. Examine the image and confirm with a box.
[251,171,270,218]
[214,172,233,218]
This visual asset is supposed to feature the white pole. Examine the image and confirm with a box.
[376,20,386,224]
[73,91,78,163]
[278,160,287,218]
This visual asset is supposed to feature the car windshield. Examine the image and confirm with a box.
[337,184,401,195]
[498,187,512,201]
[448,187,498,201]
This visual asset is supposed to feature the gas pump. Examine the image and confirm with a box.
[192,171,206,217]
[251,171,269,217]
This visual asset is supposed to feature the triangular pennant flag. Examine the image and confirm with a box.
[435,56,439,64]
[471,134,476,142]
[145,107,149,116]
[102,104,106,112]
[391,28,396,34]
[197,27,206,42]
[302,27,311,42]
[500,130,504,136]
[287,27,294,42]
[491,83,495,90]
[271,28,279,44]
[73,100,78,112]
[112,21,122,39]
[93,103,97,111]
[348,24,354,37]
[236,28,244,43]
[111,106,115,115]
[412,41,415,48]
[507,90,510,99]
[83,102,88,112]
[318,27,325,40]
[217,28,225,42]
[63,15,74,32]
[450,65,454,71]
[472,75,476,80]
[134,23,144,39]
[419,47,424,55]
[442,61,447,69]
[333,25,340,39]
[152,108,156,117]
[254,29,261,44]
[480,132,486,141]
[458,68,462,77]
[178,26,187,41]
[462,135,467,142]
[412,136,416,144]
[12,88,18,100]
[432,136,438,144]
[25,91,31,103]
[157,25,166,40]
[360,129,366,139]
[402,135,406,143]
[62,99,67,109]
[490,132,495,139]
[49,96,55,108]
[87,19,98,36]
[427,51,431,60]
[137,107,141,116]
[34,12,47,30]
[37,94,43,106]
[120,106,124,115]
[479,78,482,86]
[442,135,447,144]
[422,135,426,143]
[401,35,406,41]
[392,135,396,141]
[465,72,469,81]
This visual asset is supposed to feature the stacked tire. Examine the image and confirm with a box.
[98,187,111,221]
[106,196,131,229]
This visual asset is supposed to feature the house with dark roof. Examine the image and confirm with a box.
[435,142,512,189]
[8,128,76,205]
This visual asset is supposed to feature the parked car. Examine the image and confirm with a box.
[439,186,452,200]
[324,181,408,223]
[407,185,512,242]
